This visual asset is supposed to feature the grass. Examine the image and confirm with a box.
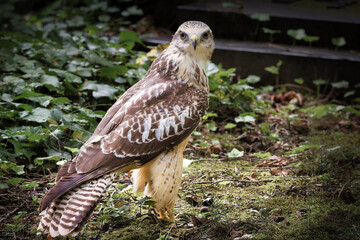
[72,128,359,240]
[1,116,359,239]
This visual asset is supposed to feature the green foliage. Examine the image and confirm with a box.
[303,35,320,46]
[287,29,306,41]
[265,60,282,88]
[0,0,258,189]
[252,152,271,158]
[0,0,150,184]
[207,63,260,113]
[300,104,341,118]
[262,27,281,42]
[294,77,304,85]
[234,113,257,123]
[287,29,319,46]
[332,37,346,48]
[228,148,244,158]
[251,13,270,22]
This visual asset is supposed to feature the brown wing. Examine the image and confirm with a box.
[40,78,208,211]
[75,80,208,172]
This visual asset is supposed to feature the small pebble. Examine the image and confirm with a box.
[202,197,214,206]
[200,206,210,213]
[240,234,253,239]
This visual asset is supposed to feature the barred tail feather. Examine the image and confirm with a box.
[38,172,117,237]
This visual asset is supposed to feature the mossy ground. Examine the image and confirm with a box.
[77,129,360,240]
[1,119,359,240]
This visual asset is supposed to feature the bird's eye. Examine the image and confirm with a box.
[202,32,209,39]
[180,32,186,40]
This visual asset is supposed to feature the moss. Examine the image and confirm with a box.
[298,131,360,177]
[89,217,164,240]
[77,130,360,240]
[205,132,244,151]
[306,131,360,154]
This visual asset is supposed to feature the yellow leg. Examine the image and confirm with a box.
[158,208,169,221]
[168,208,174,222]
[155,207,174,222]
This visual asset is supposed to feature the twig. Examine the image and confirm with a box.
[0,203,24,223]
[193,179,272,185]
[278,83,314,93]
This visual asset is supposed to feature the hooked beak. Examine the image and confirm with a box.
[190,34,200,50]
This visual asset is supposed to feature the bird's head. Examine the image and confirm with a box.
[172,21,215,62]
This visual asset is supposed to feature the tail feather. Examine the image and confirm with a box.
[39,172,117,237]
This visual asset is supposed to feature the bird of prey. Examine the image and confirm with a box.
[38,21,215,238]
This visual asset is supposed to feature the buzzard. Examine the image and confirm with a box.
[38,21,215,238]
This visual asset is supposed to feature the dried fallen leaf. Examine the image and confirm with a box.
[338,119,351,126]
[185,194,199,206]
[255,156,289,167]
[230,229,243,238]
[191,215,203,226]
[251,172,259,179]
[210,144,222,154]
[270,168,282,176]
[270,168,289,176]
[246,172,259,181]
[234,164,239,176]
[339,189,356,204]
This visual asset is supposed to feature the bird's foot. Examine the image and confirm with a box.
[156,208,174,222]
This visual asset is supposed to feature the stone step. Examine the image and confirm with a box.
[143,36,360,88]
[152,0,360,51]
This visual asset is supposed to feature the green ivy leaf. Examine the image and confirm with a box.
[40,75,61,92]
[203,112,218,120]
[332,37,346,47]
[331,80,349,89]
[265,65,279,75]
[313,79,327,86]
[235,114,256,123]
[262,27,281,35]
[99,66,128,79]
[84,51,114,67]
[7,178,22,186]
[25,107,52,123]
[294,78,304,85]
[0,182,9,189]
[50,69,82,83]
[304,35,320,43]
[143,200,156,206]
[64,146,79,154]
[250,13,270,22]
[291,144,321,153]
[15,90,53,107]
[253,152,271,158]
[121,6,143,17]
[224,123,236,129]
[206,62,219,76]
[137,196,152,205]
[51,97,72,106]
[287,29,306,40]
[98,14,110,22]
[247,75,261,84]
[119,31,142,44]
[11,165,25,175]
[228,148,244,158]
[34,155,61,165]
[344,91,355,98]
[204,122,217,131]
[21,181,39,188]
[81,81,118,99]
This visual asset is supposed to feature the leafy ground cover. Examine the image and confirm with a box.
[1,0,360,239]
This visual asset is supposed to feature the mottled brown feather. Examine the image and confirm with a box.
[39,20,214,238]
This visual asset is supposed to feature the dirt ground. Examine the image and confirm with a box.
[1,110,359,240]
